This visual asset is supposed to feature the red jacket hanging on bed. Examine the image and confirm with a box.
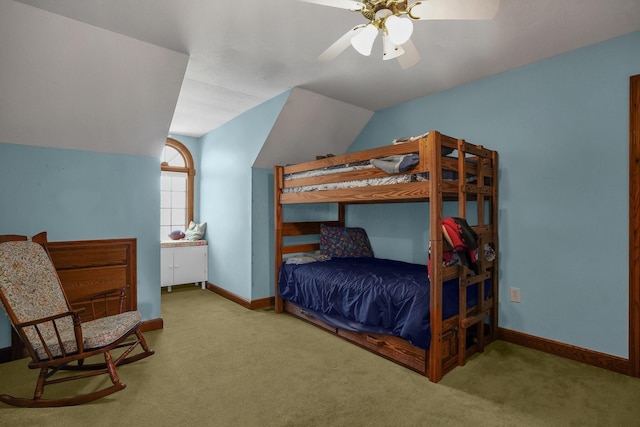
[428,217,479,278]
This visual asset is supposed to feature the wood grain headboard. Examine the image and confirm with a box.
[47,238,137,321]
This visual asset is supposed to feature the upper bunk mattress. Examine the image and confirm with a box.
[282,155,475,194]
[283,163,422,193]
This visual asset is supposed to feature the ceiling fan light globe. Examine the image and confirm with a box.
[385,15,413,46]
[351,23,378,56]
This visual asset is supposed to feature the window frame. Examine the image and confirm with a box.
[161,138,195,231]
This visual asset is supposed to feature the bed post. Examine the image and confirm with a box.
[457,138,467,219]
[456,138,469,366]
[274,165,284,313]
[427,131,445,382]
[490,151,500,340]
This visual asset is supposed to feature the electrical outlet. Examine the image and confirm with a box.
[510,287,521,303]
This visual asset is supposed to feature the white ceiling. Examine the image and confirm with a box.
[0,0,188,157]
[254,87,374,168]
[8,0,640,141]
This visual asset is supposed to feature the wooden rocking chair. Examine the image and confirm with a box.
[0,233,154,407]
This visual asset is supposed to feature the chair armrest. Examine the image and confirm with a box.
[16,311,79,328]
[14,311,85,360]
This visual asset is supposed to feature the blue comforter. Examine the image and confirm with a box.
[278,257,480,349]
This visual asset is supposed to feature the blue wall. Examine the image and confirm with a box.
[251,168,274,299]
[198,91,290,301]
[194,30,639,359]
[346,30,640,358]
[0,143,161,348]
[3,30,637,360]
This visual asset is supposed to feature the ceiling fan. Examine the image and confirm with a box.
[301,0,500,69]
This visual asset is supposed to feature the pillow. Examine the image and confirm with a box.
[285,251,329,264]
[184,221,207,240]
[320,224,374,258]
[370,154,419,174]
[168,230,185,240]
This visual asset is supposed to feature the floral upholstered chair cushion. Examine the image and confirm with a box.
[0,241,141,360]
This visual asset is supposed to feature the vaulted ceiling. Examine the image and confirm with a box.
[3,0,640,157]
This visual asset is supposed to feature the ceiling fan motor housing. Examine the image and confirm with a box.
[360,0,411,21]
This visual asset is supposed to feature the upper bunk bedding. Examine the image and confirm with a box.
[283,162,422,193]
[278,256,486,350]
[282,158,486,193]
[276,131,496,204]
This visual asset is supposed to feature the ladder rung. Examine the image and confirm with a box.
[460,271,490,286]
[461,309,490,329]
[481,298,493,311]
[461,184,493,195]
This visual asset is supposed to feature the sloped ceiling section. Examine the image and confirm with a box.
[0,0,188,158]
[254,88,374,169]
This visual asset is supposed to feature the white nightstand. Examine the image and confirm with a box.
[161,240,208,292]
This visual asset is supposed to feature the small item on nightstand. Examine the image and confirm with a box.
[168,230,185,240]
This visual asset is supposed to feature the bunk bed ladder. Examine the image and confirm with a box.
[458,270,491,366]
[455,139,493,367]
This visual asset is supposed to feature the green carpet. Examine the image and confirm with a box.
[1,285,639,426]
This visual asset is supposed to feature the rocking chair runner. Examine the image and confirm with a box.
[0,233,154,407]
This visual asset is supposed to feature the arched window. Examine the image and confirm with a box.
[160,138,195,240]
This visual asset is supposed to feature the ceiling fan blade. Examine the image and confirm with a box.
[300,0,364,11]
[317,26,365,63]
[410,0,500,20]
[397,39,421,69]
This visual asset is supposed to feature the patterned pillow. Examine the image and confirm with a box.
[320,224,374,258]
[184,221,206,240]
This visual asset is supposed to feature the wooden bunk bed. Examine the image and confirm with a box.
[274,130,499,382]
